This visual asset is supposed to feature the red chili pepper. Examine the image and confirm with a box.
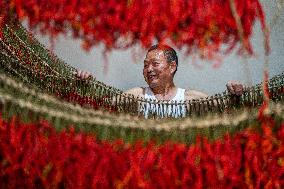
[0,101,283,188]
[2,0,268,59]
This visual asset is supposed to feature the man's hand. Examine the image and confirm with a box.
[226,81,245,96]
[75,70,93,80]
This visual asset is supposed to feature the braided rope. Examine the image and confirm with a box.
[0,71,283,143]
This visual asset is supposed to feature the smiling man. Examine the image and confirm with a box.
[77,44,244,118]
[124,44,243,101]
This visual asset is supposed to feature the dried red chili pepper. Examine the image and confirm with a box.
[1,0,269,59]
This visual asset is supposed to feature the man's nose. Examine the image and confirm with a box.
[147,64,154,72]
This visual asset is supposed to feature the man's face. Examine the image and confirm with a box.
[143,49,175,89]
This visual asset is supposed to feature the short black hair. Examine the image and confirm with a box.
[147,44,178,74]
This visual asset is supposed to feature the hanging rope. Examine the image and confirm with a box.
[0,71,283,143]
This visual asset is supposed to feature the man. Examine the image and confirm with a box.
[77,44,244,117]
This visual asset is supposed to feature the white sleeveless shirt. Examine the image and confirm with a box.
[139,87,186,118]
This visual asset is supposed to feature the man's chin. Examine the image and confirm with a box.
[148,82,159,89]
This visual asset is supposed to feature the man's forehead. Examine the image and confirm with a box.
[145,49,165,61]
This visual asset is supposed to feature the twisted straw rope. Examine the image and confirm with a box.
[0,73,283,132]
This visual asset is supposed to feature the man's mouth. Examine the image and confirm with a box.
[148,74,157,81]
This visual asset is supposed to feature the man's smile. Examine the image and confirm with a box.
[147,74,158,81]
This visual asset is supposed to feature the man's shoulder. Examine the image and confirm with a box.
[124,87,144,98]
[184,89,208,100]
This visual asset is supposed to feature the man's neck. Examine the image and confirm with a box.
[150,82,177,100]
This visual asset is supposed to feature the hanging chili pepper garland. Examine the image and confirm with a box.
[1,0,268,58]
[0,113,283,188]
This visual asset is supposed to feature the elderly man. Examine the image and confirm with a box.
[78,44,244,99]
[77,44,244,117]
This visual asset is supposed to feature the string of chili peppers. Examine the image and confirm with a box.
[1,0,268,59]
[0,112,283,188]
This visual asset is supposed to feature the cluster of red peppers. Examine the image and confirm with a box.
[1,0,267,58]
[0,109,283,188]
[57,91,118,112]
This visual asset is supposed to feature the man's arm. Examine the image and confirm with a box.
[124,87,144,98]
[185,81,245,101]
[75,70,144,97]
[184,81,245,114]
[226,81,245,96]
[184,90,208,101]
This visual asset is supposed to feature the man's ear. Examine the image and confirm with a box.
[170,61,177,74]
